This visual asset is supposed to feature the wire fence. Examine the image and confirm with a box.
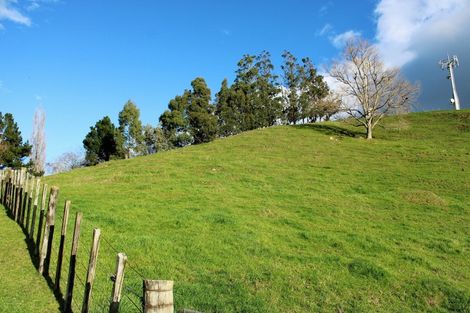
[0,171,164,313]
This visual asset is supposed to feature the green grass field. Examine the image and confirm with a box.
[0,207,60,312]
[38,110,470,312]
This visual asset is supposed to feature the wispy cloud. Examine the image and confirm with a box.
[316,23,333,37]
[0,0,31,26]
[330,30,361,48]
[220,28,231,36]
[318,1,333,16]
[26,1,40,11]
[26,0,60,12]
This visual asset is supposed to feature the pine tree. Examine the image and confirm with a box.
[83,116,125,165]
[187,77,217,144]
[0,112,32,168]
[118,100,144,158]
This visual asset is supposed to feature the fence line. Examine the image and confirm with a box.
[0,168,201,313]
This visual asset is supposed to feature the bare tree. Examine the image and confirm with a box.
[30,107,46,175]
[47,151,84,174]
[309,92,342,122]
[330,39,418,139]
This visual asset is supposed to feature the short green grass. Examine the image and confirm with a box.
[41,110,469,312]
[0,207,60,312]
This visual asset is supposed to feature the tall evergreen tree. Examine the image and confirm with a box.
[159,91,192,147]
[83,116,124,165]
[233,54,258,131]
[187,77,217,144]
[298,57,329,123]
[254,51,282,127]
[215,79,240,137]
[0,112,32,168]
[118,100,144,158]
[281,51,301,124]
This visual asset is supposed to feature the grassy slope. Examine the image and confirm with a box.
[0,207,60,312]
[45,110,470,312]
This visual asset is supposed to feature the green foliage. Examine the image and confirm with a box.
[159,91,192,147]
[281,51,301,124]
[188,77,217,144]
[281,51,329,124]
[118,100,144,158]
[83,116,125,165]
[0,112,31,168]
[45,111,470,313]
[215,78,241,137]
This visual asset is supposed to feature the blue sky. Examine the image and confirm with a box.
[1,0,468,162]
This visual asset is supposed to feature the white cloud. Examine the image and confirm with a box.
[375,0,468,67]
[374,0,470,109]
[316,23,333,37]
[318,1,333,16]
[331,30,361,49]
[0,0,31,26]
[26,1,40,11]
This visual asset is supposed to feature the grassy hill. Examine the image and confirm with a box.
[44,110,470,312]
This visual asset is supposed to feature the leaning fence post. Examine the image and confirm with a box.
[55,200,71,291]
[143,280,174,313]
[109,252,127,313]
[29,178,41,240]
[64,212,82,313]
[82,228,101,313]
[39,186,59,275]
[35,183,48,257]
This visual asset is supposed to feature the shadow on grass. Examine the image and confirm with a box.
[293,123,363,138]
[2,205,65,312]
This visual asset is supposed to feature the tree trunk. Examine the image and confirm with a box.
[366,121,373,139]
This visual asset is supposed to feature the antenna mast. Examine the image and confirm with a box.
[439,55,461,110]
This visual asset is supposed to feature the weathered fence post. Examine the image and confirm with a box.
[64,212,82,313]
[82,228,101,313]
[55,200,71,291]
[29,178,41,240]
[25,175,35,231]
[35,183,48,257]
[18,169,27,224]
[21,173,30,227]
[109,252,127,313]
[143,280,174,313]
[39,186,59,275]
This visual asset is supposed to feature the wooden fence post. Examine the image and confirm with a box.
[64,212,82,313]
[0,171,4,202]
[55,200,71,291]
[39,186,59,275]
[18,169,27,224]
[35,183,48,257]
[82,228,101,313]
[25,176,35,231]
[21,173,30,227]
[14,169,24,221]
[143,280,174,313]
[109,252,127,313]
[29,178,41,240]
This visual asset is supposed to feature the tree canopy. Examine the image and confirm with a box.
[83,116,124,165]
[0,112,31,169]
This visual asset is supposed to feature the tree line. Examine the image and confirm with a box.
[83,50,340,165]
[1,39,417,172]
